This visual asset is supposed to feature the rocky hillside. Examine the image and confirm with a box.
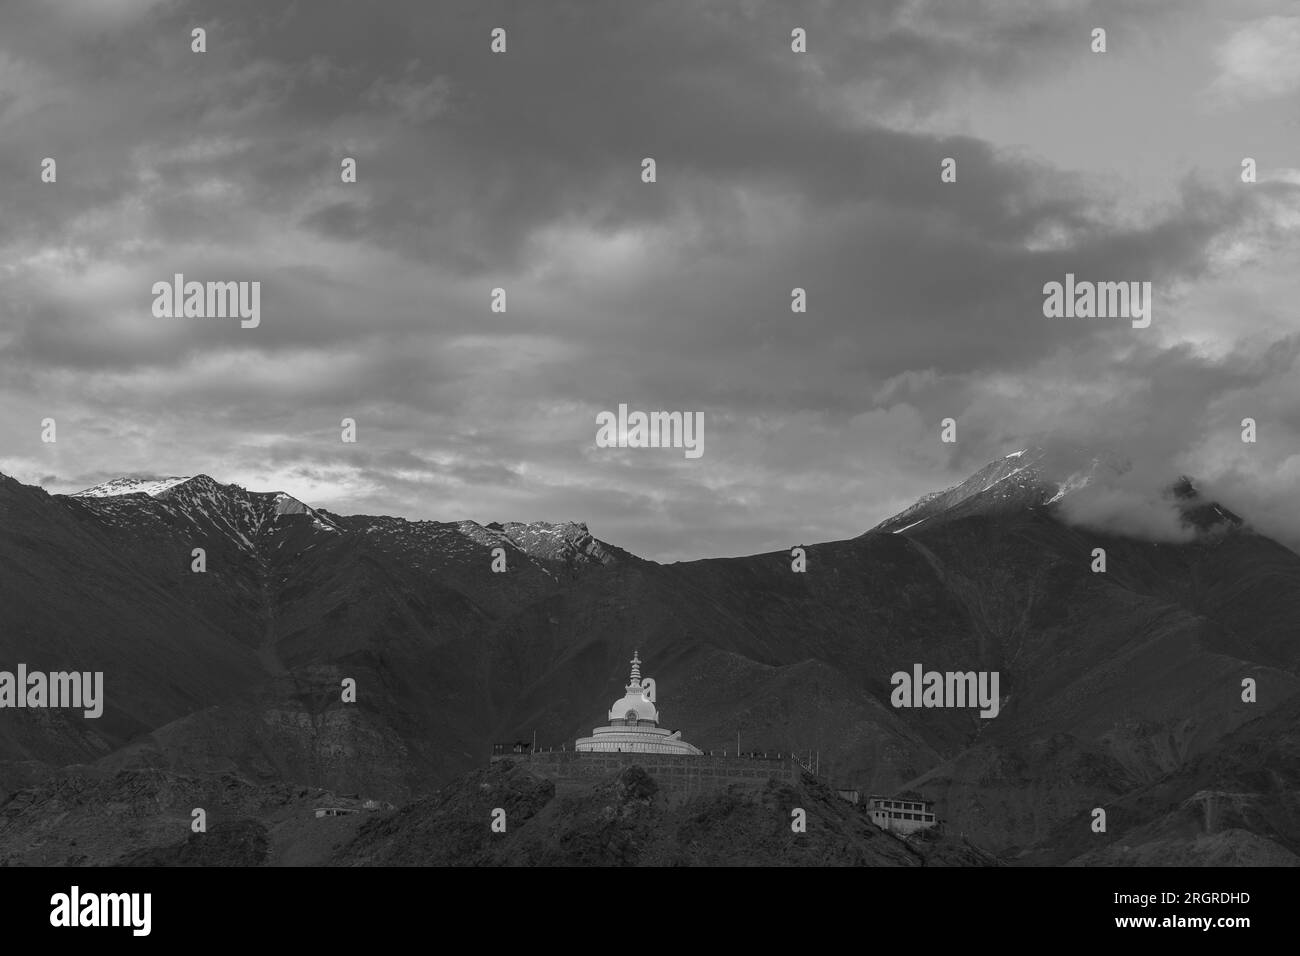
[333,759,996,867]
[1,447,1297,866]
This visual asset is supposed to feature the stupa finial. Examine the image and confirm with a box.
[629,650,642,684]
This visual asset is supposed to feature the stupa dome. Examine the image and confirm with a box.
[609,689,658,723]
[574,650,702,756]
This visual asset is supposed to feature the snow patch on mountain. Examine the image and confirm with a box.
[980,463,1029,493]
[61,473,620,563]
[891,518,928,534]
[274,491,339,532]
[65,473,345,549]
[1047,471,1094,504]
[72,476,193,498]
[868,446,1124,534]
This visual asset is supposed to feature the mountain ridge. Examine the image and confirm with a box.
[868,444,1245,543]
[52,443,1261,566]
[62,473,624,567]
[2,452,1297,866]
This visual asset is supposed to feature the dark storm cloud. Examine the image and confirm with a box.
[2,0,1297,560]
[3,0,1205,274]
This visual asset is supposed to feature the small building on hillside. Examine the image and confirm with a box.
[867,795,937,834]
[314,807,359,818]
[491,741,533,756]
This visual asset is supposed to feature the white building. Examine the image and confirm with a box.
[574,651,703,755]
[867,795,937,834]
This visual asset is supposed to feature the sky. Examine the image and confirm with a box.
[1,0,1298,561]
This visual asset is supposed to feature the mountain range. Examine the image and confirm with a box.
[1,444,1297,865]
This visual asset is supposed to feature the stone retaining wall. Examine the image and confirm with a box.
[495,751,799,797]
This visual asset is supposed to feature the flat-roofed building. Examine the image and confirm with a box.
[867,795,937,834]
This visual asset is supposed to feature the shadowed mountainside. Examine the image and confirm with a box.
[1,446,1296,865]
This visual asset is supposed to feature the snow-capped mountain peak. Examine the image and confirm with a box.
[72,476,194,498]
[869,445,1123,534]
[66,473,343,547]
[60,474,622,564]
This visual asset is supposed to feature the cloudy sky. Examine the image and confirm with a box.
[1,0,1298,561]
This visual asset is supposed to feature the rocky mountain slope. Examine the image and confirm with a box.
[333,759,995,867]
[1,447,1296,865]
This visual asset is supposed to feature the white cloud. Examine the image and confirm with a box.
[1210,16,1300,102]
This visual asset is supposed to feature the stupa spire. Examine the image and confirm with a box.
[574,650,702,755]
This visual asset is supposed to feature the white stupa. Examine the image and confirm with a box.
[575,651,703,755]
